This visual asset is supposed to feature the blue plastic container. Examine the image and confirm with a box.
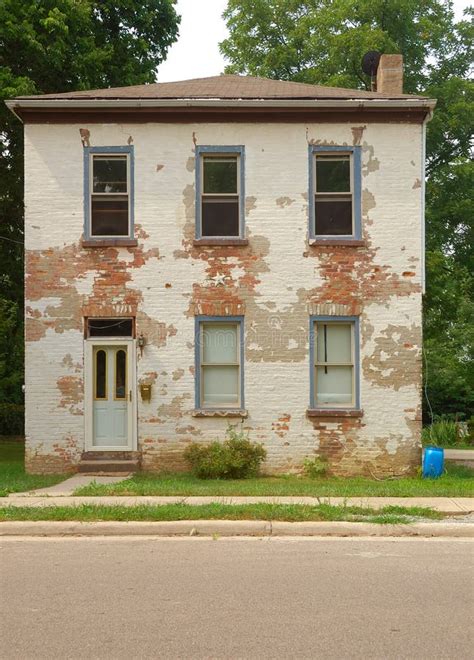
[422,446,444,479]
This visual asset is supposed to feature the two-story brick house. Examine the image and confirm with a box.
[7,55,436,476]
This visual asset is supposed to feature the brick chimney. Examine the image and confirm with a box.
[376,54,404,95]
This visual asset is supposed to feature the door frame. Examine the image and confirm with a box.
[84,338,137,452]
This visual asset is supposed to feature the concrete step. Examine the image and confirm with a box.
[77,459,139,475]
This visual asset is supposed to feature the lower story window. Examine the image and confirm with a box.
[311,317,359,409]
[196,317,243,409]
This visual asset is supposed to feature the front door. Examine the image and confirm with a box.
[85,340,135,450]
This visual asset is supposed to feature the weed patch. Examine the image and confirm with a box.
[0,503,443,524]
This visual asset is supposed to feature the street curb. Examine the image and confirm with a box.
[1,520,473,538]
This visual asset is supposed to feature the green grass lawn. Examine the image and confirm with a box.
[0,502,443,525]
[1,438,472,499]
[74,463,474,498]
[0,438,66,497]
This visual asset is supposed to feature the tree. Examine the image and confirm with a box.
[221,0,474,420]
[0,0,180,405]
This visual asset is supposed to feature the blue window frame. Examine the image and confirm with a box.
[84,145,134,240]
[309,316,360,410]
[195,146,245,239]
[308,145,362,240]
[195,316,245,410]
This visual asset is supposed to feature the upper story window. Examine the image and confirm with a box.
[309,146,362,241]
[84,146,134,242]
[195,146,245,239]
[310,316,360,410]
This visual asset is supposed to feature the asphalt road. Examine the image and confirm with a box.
[1,536,473,659]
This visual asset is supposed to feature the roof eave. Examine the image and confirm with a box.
[6,97,437,113]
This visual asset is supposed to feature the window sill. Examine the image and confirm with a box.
[193,238,249,247]
[82,238,138,248]
[307,408,364,418]
[309,239,366,247]
[192,408,248,418]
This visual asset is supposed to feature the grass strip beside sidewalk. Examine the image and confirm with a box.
[73,465,474,498]
[0,503,443,525]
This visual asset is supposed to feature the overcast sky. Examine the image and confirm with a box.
[157,0,470,82]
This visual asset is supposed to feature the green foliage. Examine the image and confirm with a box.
[0,404,24,436]
[303,456,328,478]
[221,0,461,91]
[422,415,473,447]
[0,298,23,404]
[184,425,267,479]
[221,1,474,420]
[422,418,460,447]
[0,1,180,405]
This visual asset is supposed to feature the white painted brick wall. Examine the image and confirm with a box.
[24,120,423,474]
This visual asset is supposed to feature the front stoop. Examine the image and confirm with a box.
[78,452,141,476]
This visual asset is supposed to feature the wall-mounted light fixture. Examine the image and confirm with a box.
[137,332,146,357]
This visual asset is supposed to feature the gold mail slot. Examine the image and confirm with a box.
[140,384,152,402]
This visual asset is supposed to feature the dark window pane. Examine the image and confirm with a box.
[115,349,127,399]
[316,156,350,192]
[315,197,353,235]
[91,197,129,236]
[203,158,237,194]
[88,319,133,338]
[93,156,127,193]
[202,197,239,236]
[95,350,106,399]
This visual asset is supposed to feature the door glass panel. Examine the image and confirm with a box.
[115,349,127,399]
[316,365,353,405]
[202,324,238,363]
[95,349,107,399]
[316,323,352,363]
[202,365,239,406]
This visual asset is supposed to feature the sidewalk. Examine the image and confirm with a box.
[4,495,474,513]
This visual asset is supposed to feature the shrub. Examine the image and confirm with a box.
[467,417,474,445]
[184,425,266,479]
[421,418,460,447]
[303,456,329,478]
[0,403,24,436]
